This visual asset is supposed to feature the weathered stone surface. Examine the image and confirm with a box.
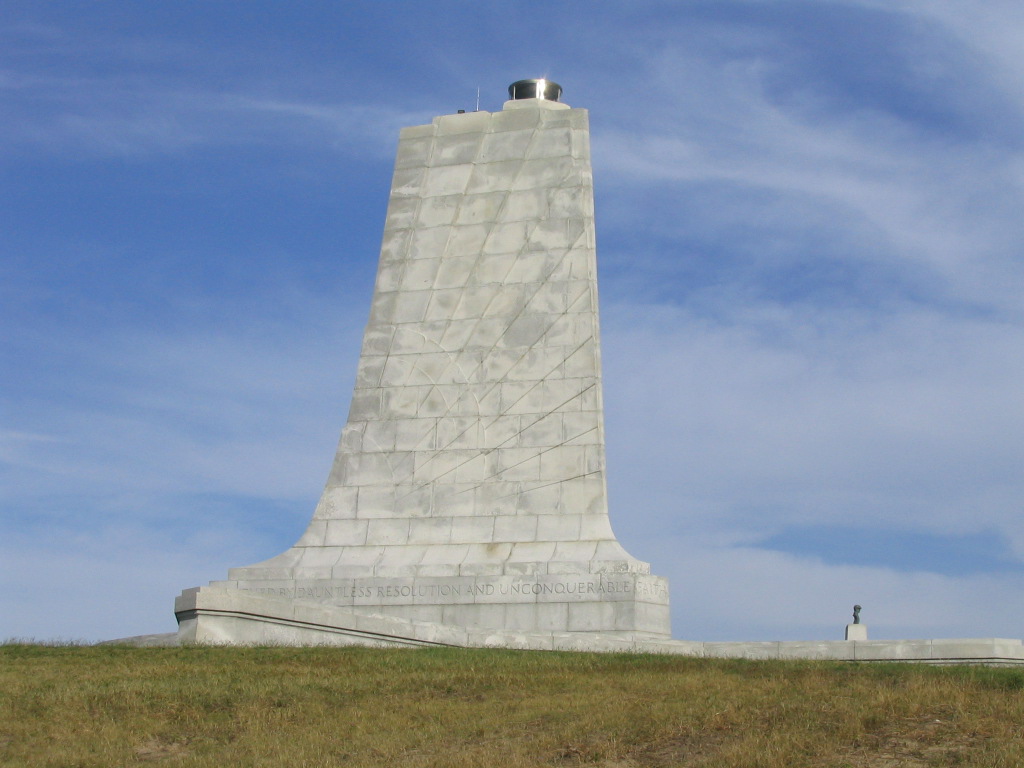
[177,92,671,643]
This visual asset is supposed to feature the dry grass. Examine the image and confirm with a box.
[1,644,1023,767]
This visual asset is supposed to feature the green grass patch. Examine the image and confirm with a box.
[2,644,1023,767]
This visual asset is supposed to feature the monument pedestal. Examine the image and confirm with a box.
[200,571,670,637]
[845,623,868,641]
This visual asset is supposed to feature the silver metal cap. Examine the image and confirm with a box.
[508,79,563,102]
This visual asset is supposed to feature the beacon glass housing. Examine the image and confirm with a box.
[508,78,563,102]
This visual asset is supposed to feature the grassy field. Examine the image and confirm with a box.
[1,644,1023,767]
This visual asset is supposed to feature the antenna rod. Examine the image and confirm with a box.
[476,87,480,111]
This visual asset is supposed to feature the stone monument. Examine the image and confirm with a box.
[175,79,672,646]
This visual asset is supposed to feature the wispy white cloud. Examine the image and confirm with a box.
[604,300,1024,533]
[0,74,432,158]
[0,22,434,159]
[2,295,365,507]
[0,522,277,641]
[592,37,1024,315]
[587,4,1024,622]
[648,541,1024,641]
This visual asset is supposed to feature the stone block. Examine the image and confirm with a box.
[540,445,586,478]
[526,129,573,160]
[389,167,426,198]
[566,481,608,519]
[530,217,587,251]
[454,191,505,225]
[390,289,431,324]
[417,544,470,566]
[479,129,535,163]
[537,514,582,541]
[502,251,554,285]
[294,520,327,547]
[459,561,504,577]
[446,223,490,256]
[845,624,868,641]
[378,229,411,263]
[360,324,396,355]
[416,563,461,578]
[469,253,516,286]
[450,284,500,321]
[422,165,474,197]
[334,545,385,567]
[399,124,435,141]
[473,482,518,516]
[466,317,509,350]
[549,543,598,568]
[361,420,397,453]
[542,313,588,347]
[374,262,404,293]
[387,487,428,518]
[489,106,542,132]
[465,160,523,195]
[629,601,672,634]
[493,514,538,543]
[434,110,491,136]
[432,133,483,166]
[516,483,561,514]
[312,485,358,520]
[520,415,561,450]
[400,257,442,291]
[429,483,476,517]
[562,411,599,444]
[482,221,531,255]
[433,256,477,289]
[384,197,419,228]
[504,561,546,577]
[536,602,569,631]
[408,224,451,260]
[512,157,577,191]
[407,517,453,545]
[567,602,615,632]
[324,520,369,547]
[508,542,557,562]
[505,603,539,631]
[415,196,460,228]
[505,188,551,221]
[365,519,410,546]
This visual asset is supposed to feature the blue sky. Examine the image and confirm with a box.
[3,0,1023,643]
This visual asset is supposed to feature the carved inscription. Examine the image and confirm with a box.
[499,581,631,595]
[633,580,669,599]
[240,576,667,603]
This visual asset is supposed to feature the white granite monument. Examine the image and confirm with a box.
[176,79,672,647]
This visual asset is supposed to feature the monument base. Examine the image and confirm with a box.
[174,587,1024,664]
[845,623,868,641]
[174,586,679,651]
[198,570,672,638]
